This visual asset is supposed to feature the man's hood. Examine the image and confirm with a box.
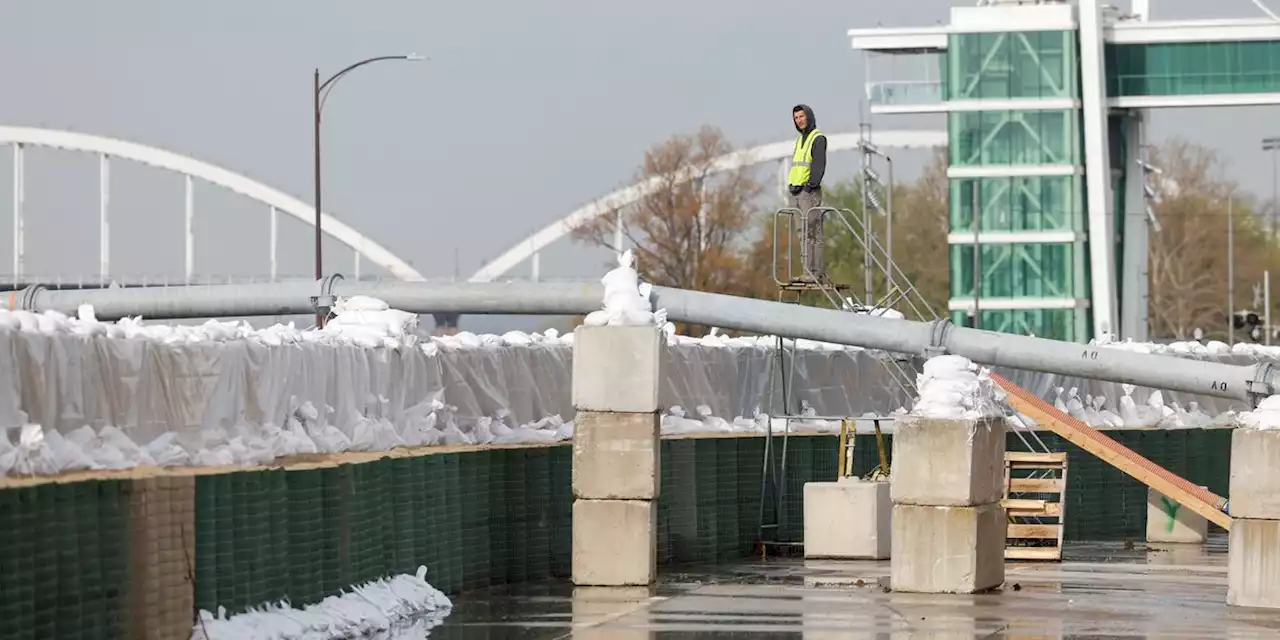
[793,104,816,134]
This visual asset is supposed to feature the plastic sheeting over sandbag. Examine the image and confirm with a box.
[0,327,914,438]
[0,311,922,476]
[0,300,1265,477]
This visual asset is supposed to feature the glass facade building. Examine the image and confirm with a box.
[853,7,1280,343]
[945,30,1089,341]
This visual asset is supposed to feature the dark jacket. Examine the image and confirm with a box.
[791,104,827,193]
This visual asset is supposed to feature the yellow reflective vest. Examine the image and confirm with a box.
[787,128,824,187]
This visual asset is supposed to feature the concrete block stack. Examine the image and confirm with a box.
[1227,428,1280,608]
[889,415,1006,593]
[570,325,664,587]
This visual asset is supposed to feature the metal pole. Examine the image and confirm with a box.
[314,67,324,327]
[310,54,422,322]
[885,156,894,296]
[861,144,872,303]
[184,175,194,282]
[531,250,541,282]
[99,154,110,283]
[12,144,23,286]
[269,206,278,282]
[14,280,1275,403]
[972,180,982,329]
[354,248,361,281]
[1262,137,1280,239]
[1267,269,1273,346]
[1229,196,1235,345]
[697,179,709,254]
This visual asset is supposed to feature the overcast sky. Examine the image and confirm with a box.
[0,0,1278,291]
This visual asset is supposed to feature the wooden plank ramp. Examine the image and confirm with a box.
[991,372,1232,531]
[1002,451,1067,561]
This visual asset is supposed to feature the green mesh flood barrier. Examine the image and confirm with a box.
[0,428,1236,629]
[0,480,131,640]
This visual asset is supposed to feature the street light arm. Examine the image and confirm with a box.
[317,54,423,112]
[312,52,421,328]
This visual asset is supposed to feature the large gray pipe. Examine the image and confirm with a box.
[8,279,1276,404]
[7,280,601,320]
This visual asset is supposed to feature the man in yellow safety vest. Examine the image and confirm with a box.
[788,104,828,281]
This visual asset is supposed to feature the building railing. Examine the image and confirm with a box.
[867,80,944,107]
[1111,71,1280,97]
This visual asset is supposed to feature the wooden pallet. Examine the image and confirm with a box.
[1003,451,1067,561]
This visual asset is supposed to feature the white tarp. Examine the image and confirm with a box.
[0,328,919,445]
[0,318,1264,476]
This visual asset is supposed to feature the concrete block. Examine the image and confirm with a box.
[1229,428,1280,520]
[1228,517,1280,609]
[890,502,1005,594]
[1146,487,1208,544]
[803,478,891,559]
[573,499,656,586]
[572,325,664,413]
[573,411,660,500]
[890,415,1005,507]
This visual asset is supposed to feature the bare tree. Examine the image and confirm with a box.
[1146,139,1275,341]
[572,125,764,297]
[882,149,950,317]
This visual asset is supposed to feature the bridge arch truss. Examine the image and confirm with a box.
[0,126,425,284]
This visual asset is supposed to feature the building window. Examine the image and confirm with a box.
[949,242,1078,299]
[949,175,1084,232]
[1108,40,1280,97]
[949,309,1075,341]
[949,31,1079,100]
[949,109,1082,166]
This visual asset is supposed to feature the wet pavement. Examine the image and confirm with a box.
[427,536,1280,638]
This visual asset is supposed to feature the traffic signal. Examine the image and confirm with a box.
[1233,310,1261,332]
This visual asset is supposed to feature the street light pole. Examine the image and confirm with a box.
[1229,196,1236,345]
[1262,137,1280,240]
[314,68,322,328]
[314,53,423,327]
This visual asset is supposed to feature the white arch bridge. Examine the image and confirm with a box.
[0,126,943,287]
[0,126,426,284]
